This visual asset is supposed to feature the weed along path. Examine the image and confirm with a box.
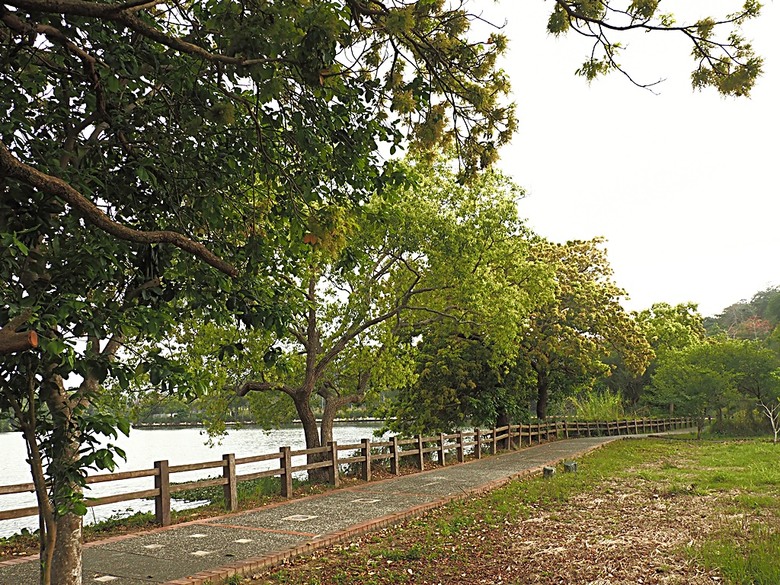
[0,434,684,584]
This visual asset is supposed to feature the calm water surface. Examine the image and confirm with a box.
[0,423,383,538]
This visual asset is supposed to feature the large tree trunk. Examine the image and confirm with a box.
[292,392,329,483]
[321,394,339,448]
[44,375,84,585]
[536,371,550,420]
[51,514,82,585]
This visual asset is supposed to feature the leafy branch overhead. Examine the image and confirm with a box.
[548,0,763,95]
[0,0,517,283]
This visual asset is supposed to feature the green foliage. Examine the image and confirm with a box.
[386,331,533,435]
[652,337,780,438]
[0,2,515,579]
[183,159,549,445]
[636,303,706,360]
[172,476,284,506]
[652,340,737,435]
[603,302,705,405]
[708,409,773,438]
[519,238,652,418]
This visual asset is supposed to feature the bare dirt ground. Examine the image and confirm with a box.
[498,480,723,584]
[247,471,737,584]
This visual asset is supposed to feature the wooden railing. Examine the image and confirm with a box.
[0,417,692,527]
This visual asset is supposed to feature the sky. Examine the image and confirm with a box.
[473,1,779,317]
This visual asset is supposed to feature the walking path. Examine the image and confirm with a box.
[0,433,680,584]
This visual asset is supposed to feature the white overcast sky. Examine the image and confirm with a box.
[473,1,779,317]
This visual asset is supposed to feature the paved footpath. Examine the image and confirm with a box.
[0,434,678,584]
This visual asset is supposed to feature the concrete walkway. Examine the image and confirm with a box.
[0,434,669,584]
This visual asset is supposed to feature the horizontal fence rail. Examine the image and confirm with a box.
[0,417,692,526]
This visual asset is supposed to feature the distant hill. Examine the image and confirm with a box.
[704,286,780,340]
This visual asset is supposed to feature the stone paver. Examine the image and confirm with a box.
[0,433,684,584]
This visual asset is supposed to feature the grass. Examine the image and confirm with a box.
[172,475,285,505]
[245,438,780,585]
[692,525,780,585]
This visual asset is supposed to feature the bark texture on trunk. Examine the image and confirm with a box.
[44,374,85,585]
[51,514,82,585]
[293,392,330,483]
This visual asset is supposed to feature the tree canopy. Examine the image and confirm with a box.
[179,160,548,459]
[518,238,652,419]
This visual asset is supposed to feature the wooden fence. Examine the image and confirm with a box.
[0,417,692,527]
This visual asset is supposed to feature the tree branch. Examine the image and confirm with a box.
[0,140,238,277]
[4,0,284,67]
[237,380,296,398]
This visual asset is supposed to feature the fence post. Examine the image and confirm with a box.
[475,428,482,459]
[439,433,447,466]
[223,453,238,512]
[491,427,498,455]
[457,431,465,463]
[328,441,340,487]
[507,425,513,450]
[417,435,425,470]
[564,420,569,439]
[390,436,400,475]
[361,438,372,482]
[280,446,293,498]
[154,460,170,526]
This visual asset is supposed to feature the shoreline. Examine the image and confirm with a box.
[130,418,386,429]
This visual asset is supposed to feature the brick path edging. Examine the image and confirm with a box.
[163,438,621,584]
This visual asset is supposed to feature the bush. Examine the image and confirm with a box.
[708,409,772,438]
[567,390,625,421]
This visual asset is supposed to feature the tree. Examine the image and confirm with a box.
[722,339,780,442]
[1,1,517,582]
[518,238,652,419]
[222,162,546,474]
[652,341,736,438]
[386,324,536,436]
[604,302,705,405]
[704,286,780,340]
[653,338,780,440]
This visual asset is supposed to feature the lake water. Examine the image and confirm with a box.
[0,423,383,538]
